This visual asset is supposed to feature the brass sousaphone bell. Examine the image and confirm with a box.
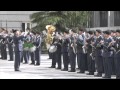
[45,25,57,53]
[46,25,56,33]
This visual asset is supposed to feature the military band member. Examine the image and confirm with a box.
[0,35,2,59]
[110,30,116,75]
[76,29,81,71]
[102,30,114,79]
[45,25,56,60]
[7,32,14,61]
[13,30,24,71]
[86,30,96,75]
[30,31,36,65]
[22,32,31,64]
[49,33,56,68]
[55,33,62,69]
[84,30,90,71]
[34,32,41,66]
[77,28,86,73]
[1,30,8,60]
[68,29,77,72]
[0,36,4,59]
[0,28,4,59]
[94,29,104,77]
[61,30,69,71]
[114,29,120,79]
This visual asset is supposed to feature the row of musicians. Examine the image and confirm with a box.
[49,29,120,79]
[0,31,42,71]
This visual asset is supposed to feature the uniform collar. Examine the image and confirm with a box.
[107,36,111,40]
[97,35,101,38]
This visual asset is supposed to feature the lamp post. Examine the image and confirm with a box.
[108,11,111,27]
[0,20,2,28]
[6,20,7,30]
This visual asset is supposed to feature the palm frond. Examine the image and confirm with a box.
[30,11,90,32]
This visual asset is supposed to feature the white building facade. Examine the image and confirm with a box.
[0,11,39,31]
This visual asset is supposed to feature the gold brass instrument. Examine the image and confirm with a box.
[45,25,56,50]
[45,33,53,45]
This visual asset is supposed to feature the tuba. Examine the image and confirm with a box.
[45,25,56,50]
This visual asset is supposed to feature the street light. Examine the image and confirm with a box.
[6,20,7,30]
[108,11,110,17]
[0,20,2,28]
[108,11,111,27]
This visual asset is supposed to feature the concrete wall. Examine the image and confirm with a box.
[0,11,39,15]
[86,26,120,31]
[0,11,39,30]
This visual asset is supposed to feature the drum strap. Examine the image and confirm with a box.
[116,49,120,54]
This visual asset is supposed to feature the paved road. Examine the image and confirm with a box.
[0,54,116,79]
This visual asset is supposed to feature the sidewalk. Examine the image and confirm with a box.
[0,54,116,79]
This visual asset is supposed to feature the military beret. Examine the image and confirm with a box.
[104,30,111,35]
[71,29,76,33]
[111,30,116,33]
[12,29,18,33]
[116,29,120,33]
[79,28,84,32]
[88,30,94,35]
[96,29,102,34]
[103,31,106,34]
[64,30,69,34]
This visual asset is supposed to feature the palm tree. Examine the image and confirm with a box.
[30,11,90,52]
[31,11,61,31]
[30,11,90,32]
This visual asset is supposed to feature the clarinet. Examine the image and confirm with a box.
[90,44,96,60]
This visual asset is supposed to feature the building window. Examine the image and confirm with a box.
[21,22,31,32]
[89,11,94,28]
[114,11,120,26]
[27,23,30,29]
[100,11,108,27]
[22,23,25,32]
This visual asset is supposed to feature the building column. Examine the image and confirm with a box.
[108,11,114,27]
[94,11,100,27]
